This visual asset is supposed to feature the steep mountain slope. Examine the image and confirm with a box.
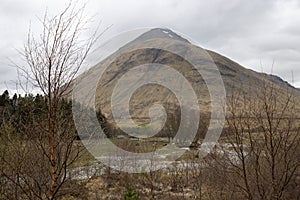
[75,28,299,126]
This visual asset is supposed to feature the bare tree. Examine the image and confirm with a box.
[206,82,300,200]
[2,2,105,199]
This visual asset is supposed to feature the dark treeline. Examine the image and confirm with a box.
[1,90,68,136]
[0,90,110,140]
[0,90,120,142]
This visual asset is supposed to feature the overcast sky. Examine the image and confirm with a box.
[1,0,300,93]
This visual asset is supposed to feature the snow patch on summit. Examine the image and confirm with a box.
[162,30,174,38]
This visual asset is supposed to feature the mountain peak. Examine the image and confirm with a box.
[136,28,191,44]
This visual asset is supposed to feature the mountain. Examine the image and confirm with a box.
[74,28,299,128]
